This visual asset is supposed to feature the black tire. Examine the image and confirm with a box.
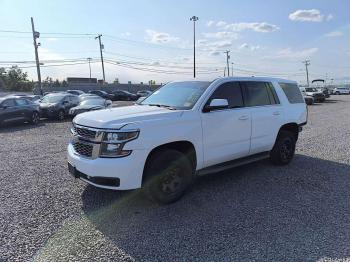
[270,130,296,165]
[30,111,40,125]
[57,110,65,121]
[335,91,340,95]
[144,149,194,204]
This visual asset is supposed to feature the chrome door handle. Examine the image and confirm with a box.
[273,111,281,116]
[238,115,249,120]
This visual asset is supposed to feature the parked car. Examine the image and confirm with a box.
[88,90,114,100]
[304,87,326,102]
[111,90,138,101]
[68,77,307,204]
[78,94,101,101]
[69,98,112,117]
[299,87,314,105]
[0,96,40,126]
[136,90,153,97]
[39,93,80,120]
[67,90,85,96]
[332,87,350,95]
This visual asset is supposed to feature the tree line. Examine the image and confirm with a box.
[0,66,68,92]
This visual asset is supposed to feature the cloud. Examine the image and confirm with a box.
[325,31,343,37]
[274,47,319,59]
[216,21,227,27]
[239,43,260,51]
[202,31,239,39]
[289,9,332,22]
[145,29,179,43]
[206,20,215,27]
[150,61,160,66]
[209,50,221,56]
[223,22,279,33]
[39,48,65,60]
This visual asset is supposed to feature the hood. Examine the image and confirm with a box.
[39,102,58,108]
[71,105,104,110]
[73,105,183,129]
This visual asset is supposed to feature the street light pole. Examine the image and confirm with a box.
[87,57,92,82]
[190,16,199,78]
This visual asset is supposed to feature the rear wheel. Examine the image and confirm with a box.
[144,149,194,204]
[270,130,296,165]
[335,91,340,95]
[30,111,39,125]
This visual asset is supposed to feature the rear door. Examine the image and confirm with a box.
[14,98,32,120]
[0,99,20,123]
[201,81,252,167]
[241,81,284,154]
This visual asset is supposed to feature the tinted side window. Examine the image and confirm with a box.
[207,82,244,109]
[15,99,29,106]
[266,83,280,104]
[279,83,304,104]
[243,81,271,107]
[2,99,16,107]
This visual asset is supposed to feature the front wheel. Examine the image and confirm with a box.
[144,149,194,204]
[270,130,296,165]
[30,111,40,125]
[57,110,65,121]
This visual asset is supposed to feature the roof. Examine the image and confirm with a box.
[215,76,297,84]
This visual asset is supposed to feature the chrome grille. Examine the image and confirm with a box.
[74,126,96,139]
[72,141,93,157]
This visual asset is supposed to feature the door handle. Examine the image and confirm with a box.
[238,115,249,120]
[273,111,281,116]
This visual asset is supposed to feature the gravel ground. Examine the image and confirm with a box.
[1,96,350,261]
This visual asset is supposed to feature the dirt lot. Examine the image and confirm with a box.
[1,96,350,261]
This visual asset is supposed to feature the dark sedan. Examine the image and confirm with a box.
[111,90,138,101]
[88,90,114,100]
[0,96,40,126]
[39,93,79,120]
[69,98,112,116]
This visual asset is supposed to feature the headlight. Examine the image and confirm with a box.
[99,130,139,158]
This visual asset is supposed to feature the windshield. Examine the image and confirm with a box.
[306,88,317,92]
[41,95,65,103]
[141,81,210,109]
[80,99,105,106]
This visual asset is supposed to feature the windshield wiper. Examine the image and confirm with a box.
[147,104,177,110]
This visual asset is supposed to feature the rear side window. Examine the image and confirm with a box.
[206,82,244,108]
[242,81,271,107]
[15,99,29,106]
[279,82,304,104]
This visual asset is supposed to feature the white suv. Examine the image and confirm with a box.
[68,77,307,203]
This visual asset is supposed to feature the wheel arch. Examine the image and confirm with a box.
[142,140,197,185]
[278,122,299,141]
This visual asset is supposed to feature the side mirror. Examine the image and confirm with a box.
[203,99,229,112]
[0,105,7,110]
[105,100,112,107]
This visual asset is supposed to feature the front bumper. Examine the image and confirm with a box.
[67,143,148,190]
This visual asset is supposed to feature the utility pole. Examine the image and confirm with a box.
[31,17,42,95]
[231,62,234,77]
[224,50,230,76]
[95,34,105,83]
[224,67,226,77]
[190,16,199,78]
[87,57,92,82]
[303,60,310,87]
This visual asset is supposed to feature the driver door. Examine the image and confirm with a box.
[201,81,252,167]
